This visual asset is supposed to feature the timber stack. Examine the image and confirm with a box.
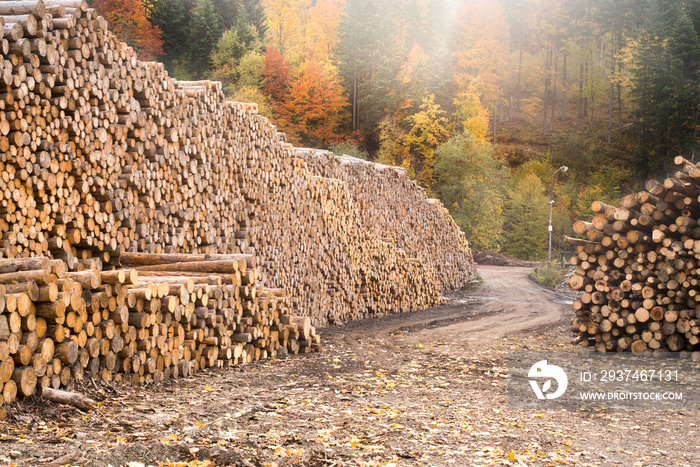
[296,149,475,293]
[0,0,475,408]
[567,156,700,353]
[0,252,319,415]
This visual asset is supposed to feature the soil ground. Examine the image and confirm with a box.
[1,265,698,466]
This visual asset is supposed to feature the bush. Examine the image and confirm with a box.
[529,262,567,290]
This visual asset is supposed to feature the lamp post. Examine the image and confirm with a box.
[549,166,568,262]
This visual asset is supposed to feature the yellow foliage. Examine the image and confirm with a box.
[264,0,345,64]
[454,89,489,140]
[452,0,509,110]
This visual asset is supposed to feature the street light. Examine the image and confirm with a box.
[548,166,568,262]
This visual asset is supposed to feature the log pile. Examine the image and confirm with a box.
[0,253,319,408]
[567,156,700,353]
[0,0,475,405]
[296,149,476,293]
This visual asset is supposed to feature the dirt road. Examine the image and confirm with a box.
[431,265,573,341]
[321,265,572,344]
[0,266,698,467]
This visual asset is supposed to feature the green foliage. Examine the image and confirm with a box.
[186,0,225,77]
[237,51,265,87]
[329,141,370,160]
[530,262,567,290]
[211,26,264,89]
[150,0,266,78]
[627,0,700,174]
[503,173,549,260]
[149,0,188,67]
[434,131,508,251]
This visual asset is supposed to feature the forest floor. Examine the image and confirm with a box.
[1,265,698,467]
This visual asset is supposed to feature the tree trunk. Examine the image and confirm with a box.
[561,53,567,121]
[543,50,550,137]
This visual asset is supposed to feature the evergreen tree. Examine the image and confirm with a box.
[149,0,188,69]
[186,0,225,77]
[239,0,268,41]
[630,0,700,172]
[335,0,401,138]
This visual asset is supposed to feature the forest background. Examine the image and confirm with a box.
[90,0,700,260]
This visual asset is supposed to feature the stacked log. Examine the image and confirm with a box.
[296,149,475,292]
[0,253,318,407]
[567,156,700,353]
[0,0,475,406]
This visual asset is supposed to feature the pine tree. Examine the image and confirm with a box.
[149,0,188,69]
[336,0,400,136]
[629,0,700,172]
[186,0,225,77]
[239,0,268,41]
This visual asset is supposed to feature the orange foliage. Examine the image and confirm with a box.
[278,60,348,146]
[262,48,292,102]
[93,0,164,61]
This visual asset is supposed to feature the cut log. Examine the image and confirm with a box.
[41,386,96,411]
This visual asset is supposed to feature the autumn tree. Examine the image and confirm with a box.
[261,47,293,116]
[451,0,509,134]
[454,89,490,140]
[183,0,225,77]
[263,0,343,63]
[434,131,508,251]
[403,95,451,191]
[377,114,410,169]
[278,60,349,146]
[94,0,164,60]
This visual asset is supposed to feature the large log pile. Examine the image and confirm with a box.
[0,0,475,407]
[567,156,700,353]
[296,149,475,293]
